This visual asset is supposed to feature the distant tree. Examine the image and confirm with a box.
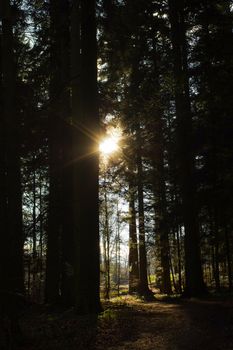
[101,175,111,300]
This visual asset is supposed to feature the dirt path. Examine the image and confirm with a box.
[96,297,233,350]
[19,297,233,350]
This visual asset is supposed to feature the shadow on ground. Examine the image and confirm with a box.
[17,296,233,350]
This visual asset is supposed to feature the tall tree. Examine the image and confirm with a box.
[190,0,233,292]
[168,0,205,296]
[45,0,64,304]
[149,32,172,294]
[72,0,102,313]
[128,179,139,294]
[136,126,153,299]
[59,0,75,307]
[1,0,24,293]
[45,0,76,307]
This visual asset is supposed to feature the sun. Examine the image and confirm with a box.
[99,136,119,155]
[99,127,121,156]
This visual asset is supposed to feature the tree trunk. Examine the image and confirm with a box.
[58,0,75,307]
[46,0,74,306]
[116,206,121,296]
[128,181,139,294]
[136,127,153,299]
[72,0,101,314]
[153,152,172,295]
[45,0,64,304]
[151,105,172,294]
[211,211,221,291]
[176,225,183,293]
[168,0,205,296]
[149,32,172,294]
[103,182,110,299]
[1,0,24,293]
[0,20,8,292]
[32,159,37,299]
[225,226,232,291]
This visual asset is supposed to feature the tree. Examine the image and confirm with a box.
[149,31,172,295]
[189,0,233,292]
[136,126,153,299]
[1,0,232,308]
[72,0,102,313]
[45,0,64,304]
[1,0,24,293]
[168,0,205,296]
[45,0,75,306]
[128,180,139,294]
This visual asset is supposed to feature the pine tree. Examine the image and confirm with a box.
[1,0,24,293]
[72,0,102,314]
[168,0,206,296]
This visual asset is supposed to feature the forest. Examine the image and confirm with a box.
[0,0,233,349]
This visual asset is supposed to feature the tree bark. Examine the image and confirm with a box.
[72,0,102,314]
[45,0,64,304]
[103,181,110,299]
[59,0,75,307]
[1,0,24,293]
[0,17,8,292]
[168,0,205,296]
[128,181,139,294]
[136,127,153,299]
[150,36,172,295]
[225,226,232,291]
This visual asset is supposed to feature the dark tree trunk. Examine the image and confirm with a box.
[150,38,172,295]
[225,226,232,291]
[211,212,221,292]
[59,0,75,307]
[128,181,139,294]
[32,160,37,261]
[168,0,205,296]
[1,0,24,293]
[72,0,101,314]
[0,21,8,291]
[46,0,74,306]
[136,128,153,299]
[153,165,172,295]
[115,207,121,296]
[103,182,110,300]
[45,0,64,304]
[32,159,37,298]
[176,226,183,293]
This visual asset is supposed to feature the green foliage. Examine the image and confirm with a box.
[99,308,117,322]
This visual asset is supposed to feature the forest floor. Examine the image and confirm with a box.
[15,294,233,350]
